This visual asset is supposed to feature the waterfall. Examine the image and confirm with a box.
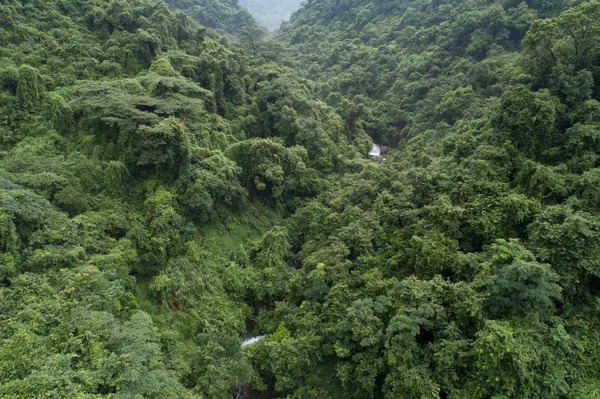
[241,334,268,347]
[368,143,386,162]
[368,143,381,157]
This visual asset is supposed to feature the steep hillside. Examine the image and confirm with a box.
[278,0,580,145]
[162,0,260,36]
[0,0,355,397]
[236,0,600,397]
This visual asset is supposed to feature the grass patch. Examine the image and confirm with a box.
[199,203,282,260]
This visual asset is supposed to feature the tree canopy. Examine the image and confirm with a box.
[2,0,600,397]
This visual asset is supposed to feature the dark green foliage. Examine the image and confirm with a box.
[163,0,259,37]
[227,138,312,202]
[16,65,43,110]
[277,0,560,145]
[482,239,562,316]
[231,0,600,397]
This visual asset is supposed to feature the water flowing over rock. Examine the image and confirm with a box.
[369,143,386,163]
[369,143,381,156]
[241,334,268,347]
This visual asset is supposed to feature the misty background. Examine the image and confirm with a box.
[238,0,304,30]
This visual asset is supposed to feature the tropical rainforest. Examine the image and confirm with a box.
[1,0,600,397]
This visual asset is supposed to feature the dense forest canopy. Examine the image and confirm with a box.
[1,0,600,397]
[161,0,260,36]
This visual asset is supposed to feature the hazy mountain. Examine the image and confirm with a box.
[239,0,305,30]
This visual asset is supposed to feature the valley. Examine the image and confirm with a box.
[0,0,599,398]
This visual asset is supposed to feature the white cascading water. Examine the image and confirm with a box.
[241,334,268,347]
[369,143,386,162]
[368,143,381,157]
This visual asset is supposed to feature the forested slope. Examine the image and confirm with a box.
[0,0,355,397]
[2,0,600,397]
[161,0,259,36]
[241,0,600,397]
[279,0,584,145]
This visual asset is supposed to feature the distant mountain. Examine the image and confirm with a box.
[239,0,304,30]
